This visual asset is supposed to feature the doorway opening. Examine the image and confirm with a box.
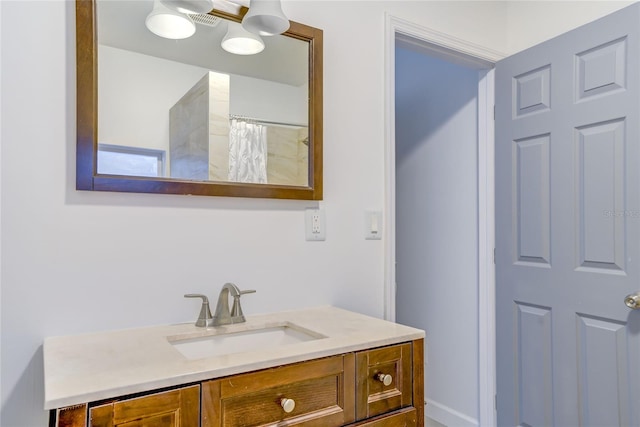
[384,14,500,427]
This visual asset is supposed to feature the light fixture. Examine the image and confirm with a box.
[221,21,265,55]
[160,0,214,14]
[241,0,290,36]
[145,0,196,40]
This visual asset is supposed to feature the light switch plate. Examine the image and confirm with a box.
[305,208,326,241]
[365,211,383,240]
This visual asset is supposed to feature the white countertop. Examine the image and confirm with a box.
[43,306,424,410]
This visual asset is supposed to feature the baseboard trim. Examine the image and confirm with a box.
[425,400,479,427]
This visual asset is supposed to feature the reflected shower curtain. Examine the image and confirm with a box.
[228,118,268,183]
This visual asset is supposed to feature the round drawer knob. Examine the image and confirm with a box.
[280,398,296,413]
[376,373,393,386]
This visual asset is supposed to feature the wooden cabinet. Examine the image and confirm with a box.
[88,385,199,427]
[50,385,200,427]
[202,354,355,427]
[356,342,413,421]
[355,340,423,427]
[50,340,424,427]
[351,408,417,427]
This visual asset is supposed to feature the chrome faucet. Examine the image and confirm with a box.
[212,283,256,326]
[184,284,256,327]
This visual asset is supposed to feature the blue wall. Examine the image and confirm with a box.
[395,45,480,426]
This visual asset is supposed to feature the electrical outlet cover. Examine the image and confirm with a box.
[305,208,326,241]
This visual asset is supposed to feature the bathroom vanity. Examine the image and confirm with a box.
[45,307,424,426]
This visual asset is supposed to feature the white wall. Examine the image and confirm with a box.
[2,1,629,425]
[0,2,508,425]
[0,0,3,415]
[230,75,308,125]
[99,45,210,153]
[395,47,481,427]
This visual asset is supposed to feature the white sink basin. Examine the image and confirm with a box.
[168,323,325,360]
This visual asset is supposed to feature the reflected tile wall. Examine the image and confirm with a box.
[169,71,230,181]
[266,126,308,186]
[297,127,309,186]
[170,71,309,186]
[208,73,230,181]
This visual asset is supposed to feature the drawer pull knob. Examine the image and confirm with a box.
[376,373,393,386]
[280,398,296,413]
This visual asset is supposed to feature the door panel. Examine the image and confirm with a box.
[515,303,553,426]
[496,4,640,426]
[575,119,626,273]
[513,134,550,266]
[576,315,631,426]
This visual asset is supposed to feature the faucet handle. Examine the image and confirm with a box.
[184,294,213,327]
[230,289,256,321]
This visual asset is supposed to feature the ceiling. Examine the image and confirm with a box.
[96,0,309,87]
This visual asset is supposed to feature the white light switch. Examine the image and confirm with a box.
[365,211,383,240]
[305,208,326,241]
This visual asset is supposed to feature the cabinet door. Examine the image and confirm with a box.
[52,404,88,427]
[355,343,413,421]
[349,407,417,427]
[89,385,199,427]
[202,354,355,427]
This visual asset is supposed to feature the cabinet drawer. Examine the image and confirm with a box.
[350,407,417,427]
[202,354,356,427]
[355,343,413,421]
[88,385,200,427]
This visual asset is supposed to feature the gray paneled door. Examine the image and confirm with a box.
[496,4,640,426]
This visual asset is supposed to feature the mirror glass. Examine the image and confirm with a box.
[76,0,323,199]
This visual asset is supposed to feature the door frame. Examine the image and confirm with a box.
[383,14,505,426]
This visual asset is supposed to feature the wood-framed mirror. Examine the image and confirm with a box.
[76,0,322,199]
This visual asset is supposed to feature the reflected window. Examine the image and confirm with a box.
[97,144,166,177]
